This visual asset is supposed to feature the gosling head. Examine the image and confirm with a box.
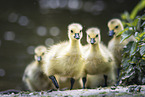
[107,19,124,37]
[34,45,47,62]
[68,23,83,40]
[86,27,100,45]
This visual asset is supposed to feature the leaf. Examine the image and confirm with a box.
[136,64,142,72]
[122,70,135,80]
[133,47,140,56]
[140,45,145,56]
[139,32,145,37]
[120,3,145,85]
[132,18,139,26]
[141,21,145,27]
[123,41,134,54]
[139,32,145,41]
[126,65,134,74]
[130,42,138,56]
[121,11,130,20]
[135,32,139,37]
[140,59,145,66]
[137,18,142,31]
[130,0,145,19]
[117,27,129,36]
[126,23,132,26]
[120,30,134,43]
[130,56,137,64]
[121,57,130,68]
[141,15,145,20]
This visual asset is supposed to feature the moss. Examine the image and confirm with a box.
[80,95,100,97]
[22,91,30,94]
[116,92,130,96]
[32,92,39,95]
[65,95,73,97]
[133,93,145,97]
[14,96,18,97]
[99,92,107,94]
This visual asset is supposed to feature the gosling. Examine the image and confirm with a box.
[108,19,135,79]
[22,46,53,91]
[82,27,116,88]
[43,23,85,90]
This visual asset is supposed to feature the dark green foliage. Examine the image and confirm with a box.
[119,0,145,85]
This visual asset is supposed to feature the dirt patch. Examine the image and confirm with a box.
[0,85,145,97]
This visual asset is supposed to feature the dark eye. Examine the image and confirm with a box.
[115,26,118,29]
[96,34,98,37]
[88,35,90,38]
[71,30,73,33]
[80,30,82,32]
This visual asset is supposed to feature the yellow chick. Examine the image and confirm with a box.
[22,45,53,91]
[108,19,135,79]
[82,27,116,88]
[43,23,85,90]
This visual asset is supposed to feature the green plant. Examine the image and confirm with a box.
[118,0,145,85]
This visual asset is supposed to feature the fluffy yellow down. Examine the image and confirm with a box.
[108,19,135,67]
[23,46,53,91]
[43,23,85,84]
[81,27,116,88]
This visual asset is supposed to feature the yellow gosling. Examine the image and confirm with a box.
[108,19,135,78]
[43,23,85,90]
[22,46,53,91]
[82,27,116,88]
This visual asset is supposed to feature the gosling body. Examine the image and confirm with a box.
[86,74,104,88]
[44,41,84,78]
[82,28,116,88]
[108,19,135,66]
[43,23,85,89]
[23,46,53,91]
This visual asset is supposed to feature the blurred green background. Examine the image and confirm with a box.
[0,0,143,91]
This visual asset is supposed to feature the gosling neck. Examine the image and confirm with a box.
[69,39,81,52]
[89,42,100,53]
[36,61,43,66]
[113,32,121,40]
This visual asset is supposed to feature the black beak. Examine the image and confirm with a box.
[109,30,115,37]
[90,38,95,44]
[74,33,80,39]
[37,56,42,62]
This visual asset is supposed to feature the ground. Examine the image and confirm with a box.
[0,85,145,97]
